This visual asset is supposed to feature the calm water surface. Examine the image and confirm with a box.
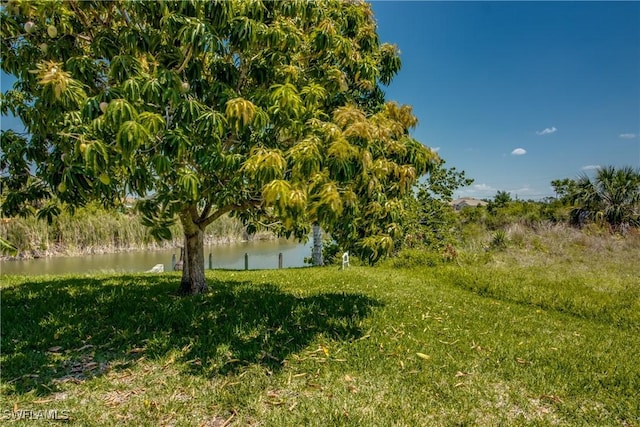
[0,239,312,276]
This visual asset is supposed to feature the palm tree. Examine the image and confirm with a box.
[569,166,640,231]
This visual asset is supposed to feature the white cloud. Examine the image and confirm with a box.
[511,148,527,156]
[619,133,637,139]
[457,183,551,200]
[473,183,495,192]
[536,127,557,136]
[458,183,553,200]
[513,186,536,195]
[431,146,441,152]
[457,183,496,198]
[581,165,601,171]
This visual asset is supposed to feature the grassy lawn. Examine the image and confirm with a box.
[1,238,639,425]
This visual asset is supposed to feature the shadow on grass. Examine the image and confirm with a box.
[2,274,381,395]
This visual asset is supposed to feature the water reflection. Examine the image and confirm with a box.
[0,239,312,276]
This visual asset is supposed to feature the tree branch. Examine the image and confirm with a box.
[222,134,240,152]
[199,199,261,228]
[176,46,193,74]
[68,1,95,42]
[199,204,234,229]
[199,202,212,223]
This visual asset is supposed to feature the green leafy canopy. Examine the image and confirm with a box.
[1,0,438,267]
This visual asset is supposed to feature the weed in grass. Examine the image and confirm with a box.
[506,223,528,248]
[490,229,509,250]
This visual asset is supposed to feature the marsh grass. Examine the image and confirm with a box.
[0,204,251,258]
[1,232,638,425]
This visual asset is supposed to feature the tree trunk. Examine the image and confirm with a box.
[179,225,207,295]
[312,223,323,266]
[177,203,238,295]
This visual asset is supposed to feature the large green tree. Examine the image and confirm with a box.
[1,0,437,293]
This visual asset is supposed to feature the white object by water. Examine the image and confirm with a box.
[147,264,164,273]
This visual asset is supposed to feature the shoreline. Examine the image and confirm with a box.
[1,232,276,261]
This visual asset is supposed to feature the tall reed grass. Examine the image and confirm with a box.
[0,204,253,258]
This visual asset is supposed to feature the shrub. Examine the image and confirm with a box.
[490,230,508,250]
[387,248,444,268]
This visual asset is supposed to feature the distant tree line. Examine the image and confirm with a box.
[444,166,639,234]
[388,165,639,262]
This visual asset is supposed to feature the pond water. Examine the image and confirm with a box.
[0,239,312,276]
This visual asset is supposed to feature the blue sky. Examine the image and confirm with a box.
[2,2,638,201]
[372,1,640,200]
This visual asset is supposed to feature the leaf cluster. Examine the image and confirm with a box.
[1,0,437,259]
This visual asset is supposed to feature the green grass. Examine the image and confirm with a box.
[1,240,639,425]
